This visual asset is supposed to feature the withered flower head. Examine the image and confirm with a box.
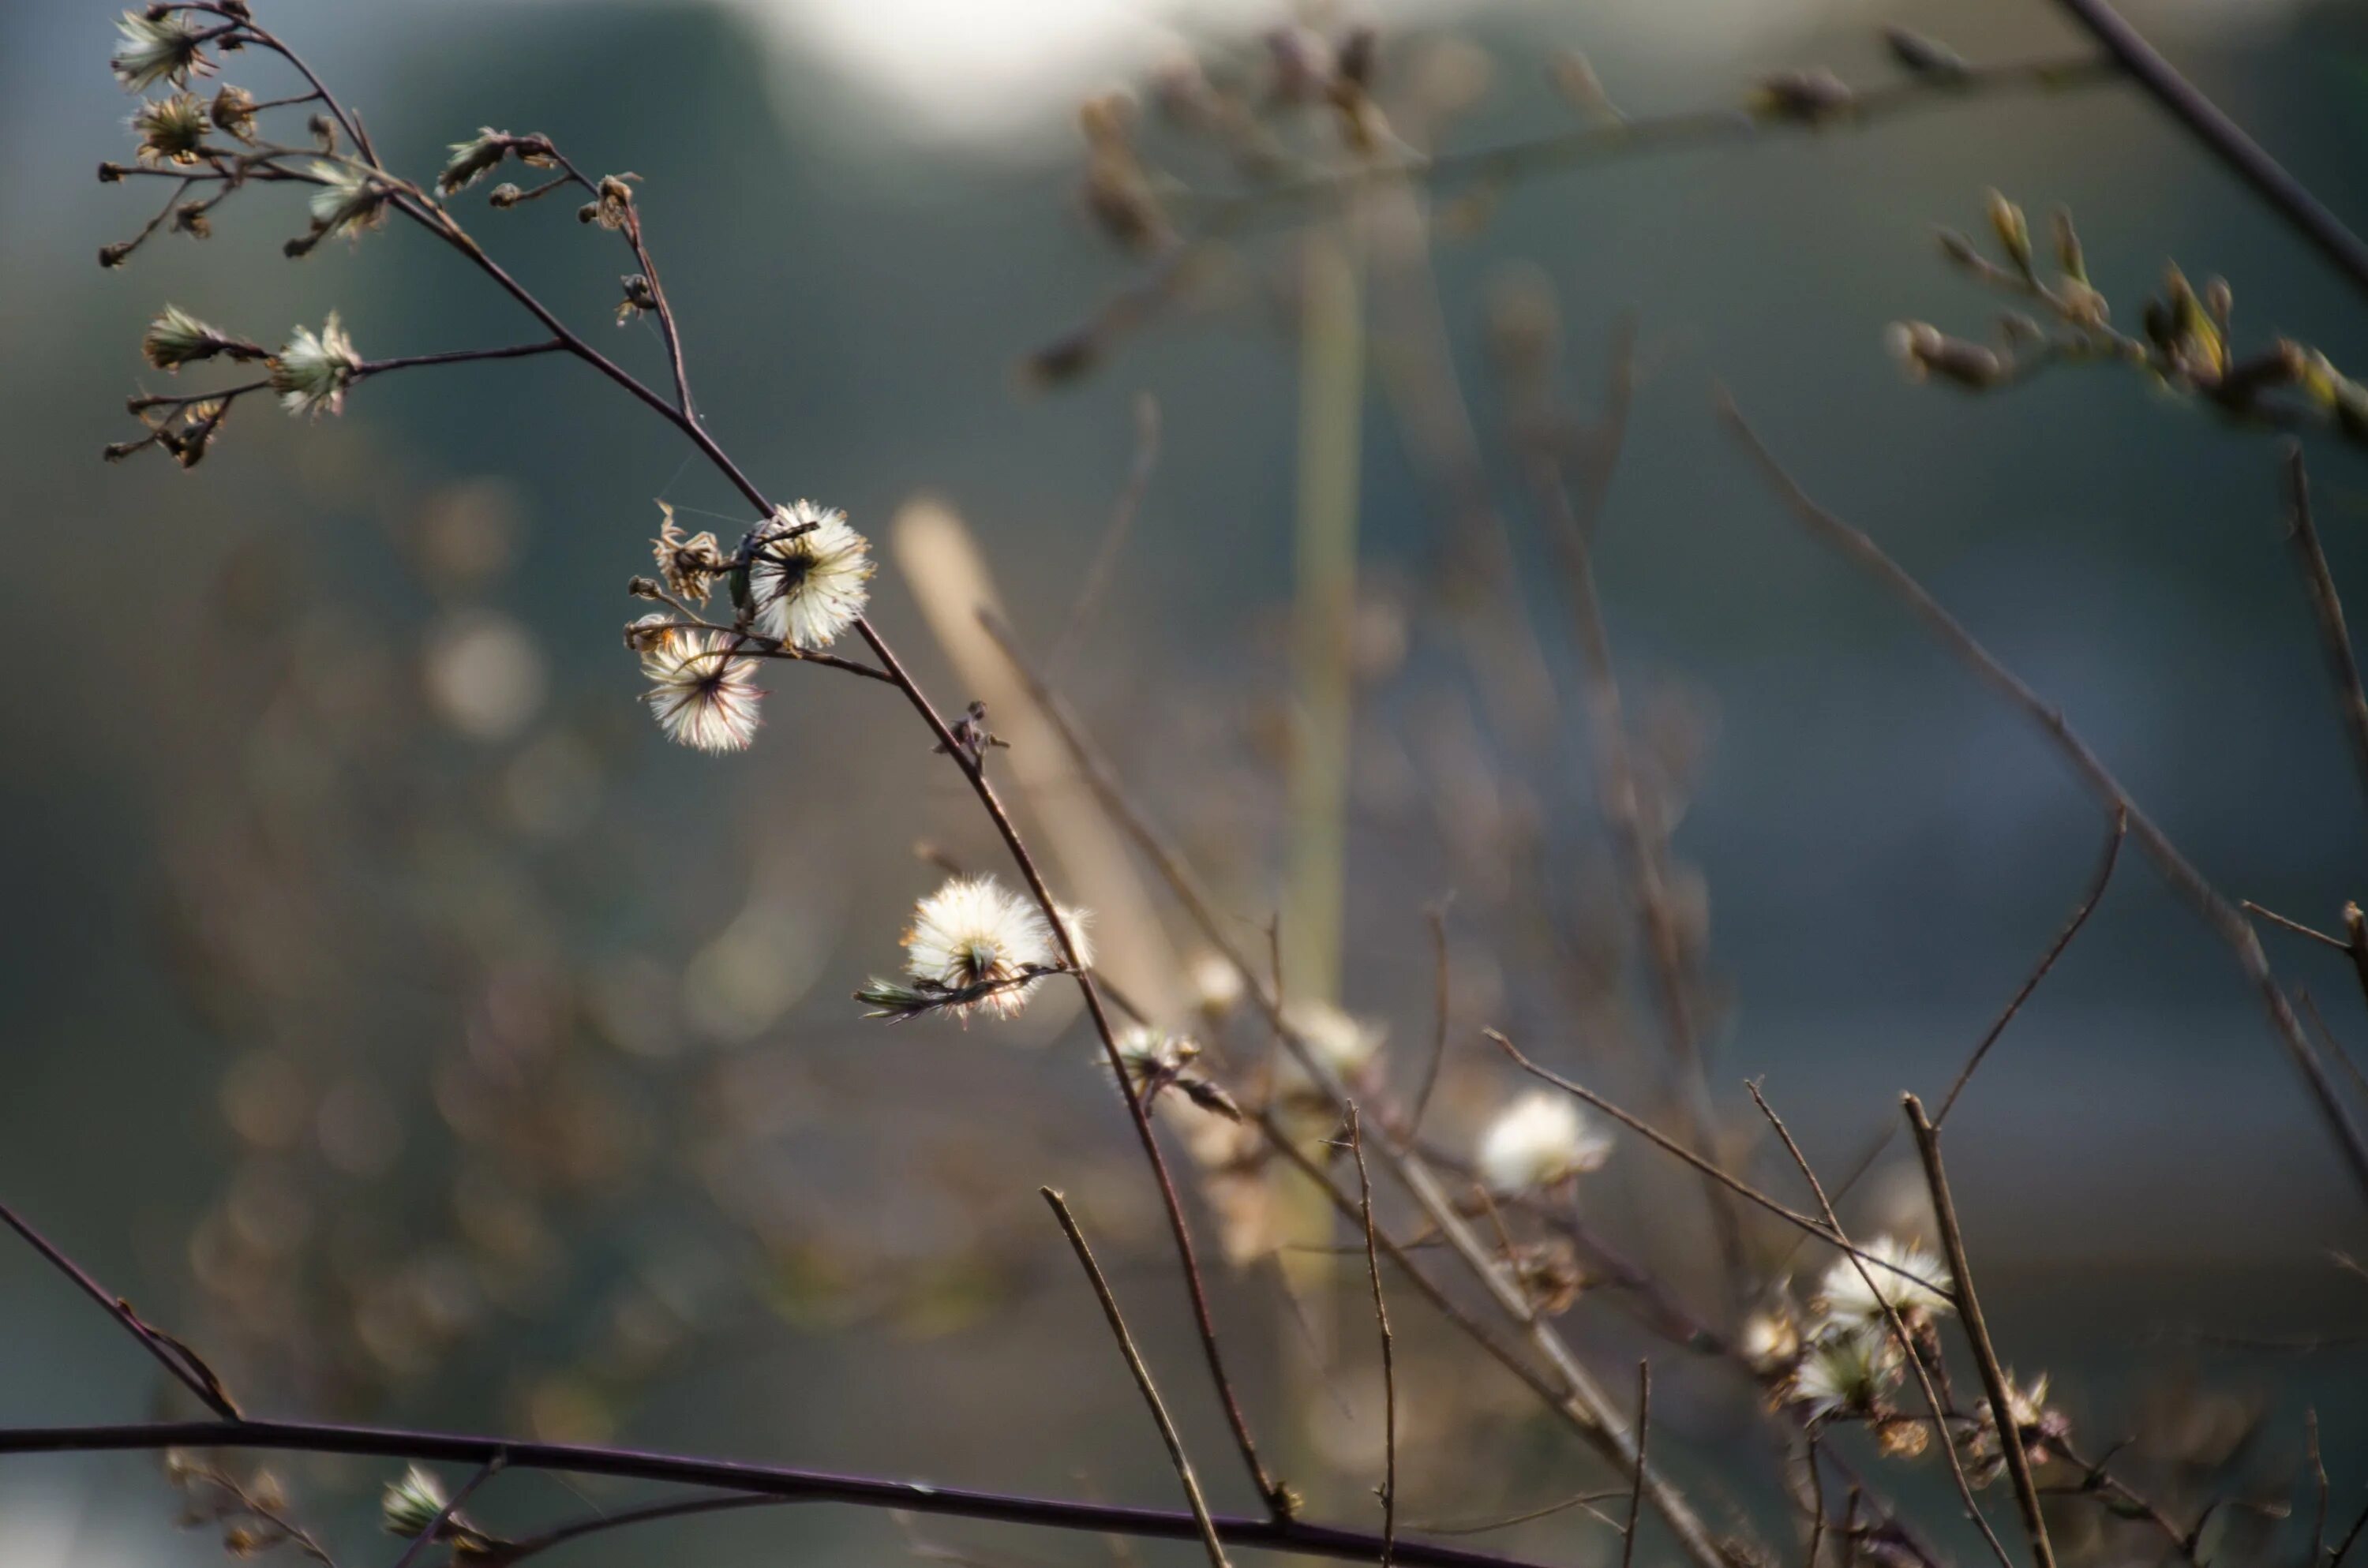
[269,312,362,417]
[650,501,729,604]
[302,159,389,245]
[208,83,258,141]
[133,92,211,165]
[439,127,514,194]
[1788,1325,1898,1418]
[144,303,231,370]
[113,10,213,92]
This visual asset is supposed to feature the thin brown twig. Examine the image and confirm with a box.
[1938,808,2125,1125]
[1405,898,1454,1140]
[1043,1188,1232,1568]
[1405,1493,1629,1537]
[2308,1409,2330,1567]
[1744,1084,2014,1568]
[0,1198,238,1419]
[1518,312,1748,1305]
[1718,390,2368,1210]
[1346,1109,1397,1568]
[2244,901,2349,951]
[1619,1364,1650,1568]
[1903,1095,2055,1568]
[2276,443,2368,818]
[2295,992,2368,1122]
[982,614,1737,1568]
[1053,391,1162,672]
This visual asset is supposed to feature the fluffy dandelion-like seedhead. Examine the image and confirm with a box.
[1789,1326,1898,1418]
[380,1465,448,1538]
[903,874,1057,1021]
[1476,1090,1612,1193]
[305,159,389,243]
[112,10,212,92]
[133,92,210,164]
[640,627,762,753]
[1815,1236,1953,1329]
[1277,999,1383,1096]
[269,312,362,417]
[440,128,511,194]
[144,304,232,371]
[749,501,872,649]
[1740,1304,1803,1373]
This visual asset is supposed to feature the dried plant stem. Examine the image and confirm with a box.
[1345,1110,1397,1567]
[0,1199,238,1419]
[1718,391,2368,1210]
[2276,444,2368,821]
[0,1417,1531,1568]
[1405,899,1454,1140]
[2050,0,2368,303]
[1043,1188,1233,1568]
[224,31,1293,1510]
[1902,1096,2055,1568]
[1618,1364,1650,1568]
[1744,1085,2013,1568]
[1519,315,1746,1304]
[983,616,1739,1568]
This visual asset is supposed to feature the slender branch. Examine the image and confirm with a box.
[355,340,568,378]
[980,614,1738,1568]
[1407,1493,1628,1537]
[1047,53,2116,376]
[1718,391,2368,1211]
[1346,1109,1397,1568]
[0,1199,238,1419]
[1903,1096,2055,1568]
[1052,392,1162,672]
[0,1418,1541,1568]
[1937,808,2125,1126]
[482,1494,789,1566]
[2244,901,2348,951]
[2050,0,2368,305]
[1517,312,1747,1304]
[1406,899,1453,1140]
[2276,443,2368,824]
[1043,1189,1231,1568]
[1618,1364,1650,1568]
[1744,1085,2013,1568]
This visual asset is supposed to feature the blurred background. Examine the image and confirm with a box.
[4,0,2368,1562]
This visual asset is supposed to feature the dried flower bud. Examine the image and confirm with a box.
[2051,205,2086,283]
[209,84,258,141]
[628,575,665,600]
[98,160,128,182]
[1884,27,1968,82]
[1750,68,1854,125]
[439,128,513,194]
[144,304,251,369]
[307,111,336,150]
[99,241,135,268]
[585,174,637,230]
[488,181,524,209]
[1884,320,2006,389]
[1935,227,1981,270]
[1986,189,2033,275]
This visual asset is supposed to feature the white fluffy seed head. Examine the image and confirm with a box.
[1475,1090,1612,1193]
[903,874,1056,1020]
[750,500,872,649]
[1815,1236,1954,1330]
[640,627,763,753]
[270,312,361,417]
[1789,1325,1897,1416]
